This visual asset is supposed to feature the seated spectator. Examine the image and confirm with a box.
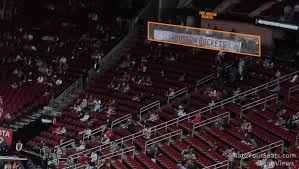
[142,126,152,139]
[106,107,115,118]
[55,78,63,85]
[103,128,114,139]
[233,88,241,96]
[176,105,187,117]
[93,99,103,112]
[90,151,98,163]
[78,153,88,165]
[76,140,86,152]
[101,135,110,145]
[271,83,281,93]
[54,127,67,135]
[263,58,274,69]
[208,100,215,107]
[54,145,63,159]
[59,56,67,69]
[166,88,175,97]
[178,161,188,169]
[223,148,237,169]
[208,90,218,97]
[79,128,92,139]
[146,143,158,160]
[275,70,281,78]
[147,112,160,124]
[292,112,299,124]
[11,81,18,89]
[122,84,130,93]
[181,148,196,161]
[215,117,225,130]
[73,104,82,113]
[241,134,257,149]
[107,82,115,89]
[37,75,45,84]
[80,113,90,122]
[110,141,120,155]
[240,120,252,133]
[80,99,88,110]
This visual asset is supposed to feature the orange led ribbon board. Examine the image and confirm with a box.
[147,22,261,57]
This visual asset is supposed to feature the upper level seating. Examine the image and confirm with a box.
[58,59,299,168]
[26,43,217,148]
[230,0,271,14]
[40,49,299,168]
[0,0,148,125]
[260,0,299,23]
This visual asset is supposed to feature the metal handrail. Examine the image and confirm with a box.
[203,160,229,169]
[144,129,182,152]
[64,146,135,169]
[195,56,252,92]
[151,70,299,136]
[288,84,299,100]
[111,114,132,129]
[83,125,106,142]
[69,130,143,160]
[206,141,284,169]
[195,74,215,91]
[239,140,284,168]
[192,112,230,136]
[240,94,278,118]
[61,66,298,165]
[167,87,188,103]
[53,78,83,108]
[139,100,160,118]
[60,139,75,150]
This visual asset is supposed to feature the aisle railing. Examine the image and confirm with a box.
[64,146,135,169]
[240,93,278,118]
[139,100,160,118]
[167,87,188,103]
[144,129,182,152]
[192,112,230,136]
[288,84,299,99]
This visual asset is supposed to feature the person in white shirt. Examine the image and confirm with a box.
[59,57,67,69]
[177,105,186,117]
[90,152,98,162]
[55,79,63,85]
[37,76,44,83]
[80,113,90,122]
[4,162,11,169]
[76,140,86,152]
[16,140,23,152]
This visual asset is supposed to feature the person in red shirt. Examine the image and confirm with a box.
[79,153,88,165]
[56,162,64,169]
[104,128,114,139]
[193,115,202,124]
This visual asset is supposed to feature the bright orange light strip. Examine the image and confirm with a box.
[147,21,262,57]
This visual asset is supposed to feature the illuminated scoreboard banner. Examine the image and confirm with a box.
[148,22,261,57]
